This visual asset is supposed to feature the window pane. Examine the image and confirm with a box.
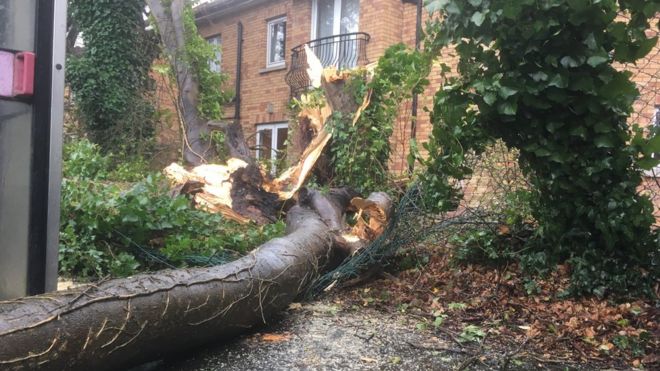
[340,0,360,34]
[269,21,286,65]
[276,127,288,160]
[258,129,272,160]
[316,0,335,38]
[207,36,221,72]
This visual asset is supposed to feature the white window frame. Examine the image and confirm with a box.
[311,0,358,40]
[256,122,289,174]
[206,35,222,73]
[266,16,287,68]
[646,106,660,177]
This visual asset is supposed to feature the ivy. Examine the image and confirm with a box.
[67,0,159,155]
[422,0,660,297]
[329,44,431,194]
[181,4,233,122]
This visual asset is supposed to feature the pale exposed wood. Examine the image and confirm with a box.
[166,46,375,223]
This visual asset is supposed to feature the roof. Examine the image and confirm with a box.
[195,0,421,21]
[195,0,274,21]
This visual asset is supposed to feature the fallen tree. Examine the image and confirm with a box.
[0,189,392,371]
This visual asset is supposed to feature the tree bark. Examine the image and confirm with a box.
[147,0,214,165]
[0,190,390,371]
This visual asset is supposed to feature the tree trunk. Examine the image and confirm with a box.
[0,190,390,371]
[147,0,214,165]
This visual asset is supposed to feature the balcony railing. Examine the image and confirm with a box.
[285,32,370,96]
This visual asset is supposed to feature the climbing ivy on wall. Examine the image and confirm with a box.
[67,0,159,155]
[421,0,660,296]
[329,44,431,194]
[181,4,233,122]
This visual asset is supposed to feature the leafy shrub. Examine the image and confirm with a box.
[59,139,285,279]
[422,0,660,297]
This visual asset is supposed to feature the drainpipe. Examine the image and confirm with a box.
[234,21,243,123]
[408,0,422,173]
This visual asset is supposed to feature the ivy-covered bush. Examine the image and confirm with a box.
[60,139,285,279]
[422,0,660,296]
[67,0,159,155]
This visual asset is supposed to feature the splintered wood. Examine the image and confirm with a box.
[165,46,373,224]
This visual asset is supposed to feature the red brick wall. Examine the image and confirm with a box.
[196,0,312,148]
[192,2,659,181]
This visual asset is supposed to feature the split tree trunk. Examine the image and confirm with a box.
[0,190,390,371]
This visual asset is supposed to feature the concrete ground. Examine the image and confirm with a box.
[141,300,575,371]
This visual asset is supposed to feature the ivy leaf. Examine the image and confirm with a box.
[560,56,580,68]
[587,55,608,67]
[499,86,518,98]
[426,0,449,13]
[645,135,660,153]
[634,36,659,60]
[483,92,497,105]
[584,33,597,50]
[529,71,548,82]
[594,135,615,148]
[498,101,518,115]
[471,11,486,26]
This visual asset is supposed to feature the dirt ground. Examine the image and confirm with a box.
[131,298,581,371]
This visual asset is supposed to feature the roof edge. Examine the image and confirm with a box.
[195,0,274,21]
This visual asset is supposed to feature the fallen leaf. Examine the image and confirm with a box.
[288,302,303,310]
[584,327,596,338]
[261,333,292,342]
[361,357,378,363]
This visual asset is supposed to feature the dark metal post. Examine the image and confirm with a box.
[409,0,423,173]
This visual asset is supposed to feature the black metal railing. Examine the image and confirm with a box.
[285,32,370,96]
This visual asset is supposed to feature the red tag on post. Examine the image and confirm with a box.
[13,52,35,97]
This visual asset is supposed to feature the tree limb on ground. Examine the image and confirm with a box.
[0,189,392,371]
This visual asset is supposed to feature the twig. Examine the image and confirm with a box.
[499,337,529,370]
[405,340,470,354]
[457,332,490,371]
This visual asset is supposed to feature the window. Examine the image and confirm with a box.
[256,122,288,174]
[267,16,286,68]
[206,35,222,73]
[312,0,359,39]
[311,0,360,68]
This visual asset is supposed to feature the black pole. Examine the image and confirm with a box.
[408,0,423,173]
[27,0,56,295]
[234,21,243,123]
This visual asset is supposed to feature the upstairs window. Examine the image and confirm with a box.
[267,16,286,68]
[256,122,288,174]
[206,35,222,73]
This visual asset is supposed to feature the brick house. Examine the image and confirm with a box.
[191,0,659,176]
[194,0,430,173]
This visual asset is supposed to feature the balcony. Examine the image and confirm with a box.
[285,32,370,96]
